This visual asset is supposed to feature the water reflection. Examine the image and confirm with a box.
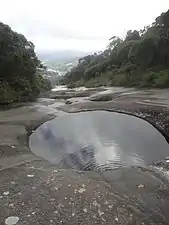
[29,111,169,171]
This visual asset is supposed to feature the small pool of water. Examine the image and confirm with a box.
[29,111,169,171]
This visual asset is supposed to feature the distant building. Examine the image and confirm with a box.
[47,68,57,73]
[66,62,73,66]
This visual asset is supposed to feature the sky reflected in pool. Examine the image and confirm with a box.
[29,111,169,171]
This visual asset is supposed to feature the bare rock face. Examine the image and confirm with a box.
[1,160,169,225]
[0,88,169,224]
[90,94,113,102]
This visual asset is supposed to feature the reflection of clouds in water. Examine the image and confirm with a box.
[30,110,169,170]
[71,115,122,169]
[36,114,145,169]
[71,113,93,147]
[85,126,121,168]
[31,123,67,164]
[95,144,121,168]
[70,115,145,169]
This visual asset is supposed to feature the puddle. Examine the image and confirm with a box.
[29,111,169,171]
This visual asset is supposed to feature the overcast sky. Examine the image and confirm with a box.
[1,0,169,52]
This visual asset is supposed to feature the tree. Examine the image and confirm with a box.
[107,36,123,50]
[63,9,169,88]
[125,30,140,41]
[0,22,51,104]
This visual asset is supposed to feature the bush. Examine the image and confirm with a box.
[0,83,16,104]
[140,70,169,88]
[111,73,128,86]
[155,71,169,87]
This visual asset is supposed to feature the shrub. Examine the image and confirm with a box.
[140,70,169,88]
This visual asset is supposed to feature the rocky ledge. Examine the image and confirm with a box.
[0,88,169,225]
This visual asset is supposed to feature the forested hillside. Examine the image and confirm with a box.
[0,22,51,104]
[63,9,169,88]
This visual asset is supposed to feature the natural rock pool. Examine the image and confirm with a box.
[29,111,169,171]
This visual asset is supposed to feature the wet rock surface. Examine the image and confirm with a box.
[50,87,106,100]
[0,87,169,224]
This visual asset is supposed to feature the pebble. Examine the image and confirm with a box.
[58,204,64,208]
[115,217,119,222]
[98,209,104,216]
[83,208,87,213]
[137,184,145,188]
[93,200,100,207]
[9,203,14,207]
[5,216,19,225]
[78,188,86,193]
[11,145,15,149]
[3,191,9,196]
[30,166,35,169]
[27,174,34,178]
[10,181,16,185]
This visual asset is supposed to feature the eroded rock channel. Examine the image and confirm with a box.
[30,111,169,171]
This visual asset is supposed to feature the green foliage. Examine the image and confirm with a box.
[0,82,16,104]
[125,30,141,42]
[115,41,136,66]
[108,36,123,50]
[36,73,52,93]
[140,70,169,88]
[128,38,157,67]
[0,22,51,104]
[63,9,169,89]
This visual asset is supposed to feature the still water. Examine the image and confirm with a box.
[29,111,169,171]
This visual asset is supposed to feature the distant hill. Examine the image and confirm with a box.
[37,50,90,76]
[37,50,89,62]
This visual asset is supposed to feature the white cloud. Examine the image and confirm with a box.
[0,0,169,51]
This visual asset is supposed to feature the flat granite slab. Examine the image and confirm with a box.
[0,161,169,225]
[0,90,169,225]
